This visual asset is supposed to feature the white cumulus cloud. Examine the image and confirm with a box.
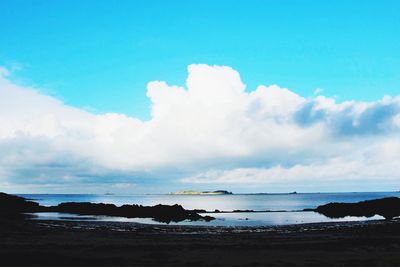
[0,64,400,192]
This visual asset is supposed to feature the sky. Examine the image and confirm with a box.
[0,0,399,193]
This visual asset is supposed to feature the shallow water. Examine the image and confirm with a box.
[30,211,384,227]
[20,192,399,226]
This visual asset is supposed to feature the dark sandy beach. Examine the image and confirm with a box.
[2,218,400,267]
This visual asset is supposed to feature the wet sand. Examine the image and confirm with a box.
[1,218,400,267]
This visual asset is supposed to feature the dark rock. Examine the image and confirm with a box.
[315,197,400,220]
[49,202,214,223]
[302,208,314,212]
[232,209,254,213]
[0,192,40,213]
[0,192,214,223]
[0,193,42,224]
[190,209,207,213]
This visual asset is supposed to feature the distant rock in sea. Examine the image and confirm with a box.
[172,190,233,195]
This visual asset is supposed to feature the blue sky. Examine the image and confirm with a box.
[1,0,399,120]
[1,1,400,193]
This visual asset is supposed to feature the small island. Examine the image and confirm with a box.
[172,190,233,195]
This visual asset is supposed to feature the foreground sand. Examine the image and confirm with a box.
[1,219,400,267]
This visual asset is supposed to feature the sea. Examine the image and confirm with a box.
[18,192,400,227]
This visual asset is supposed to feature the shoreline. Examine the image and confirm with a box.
[31,217,395,233]
[2,217,400,266]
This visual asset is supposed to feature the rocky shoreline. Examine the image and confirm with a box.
[0,192,214,223]
[2,192,400,266]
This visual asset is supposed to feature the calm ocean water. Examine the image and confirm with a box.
[19,192,400,226]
